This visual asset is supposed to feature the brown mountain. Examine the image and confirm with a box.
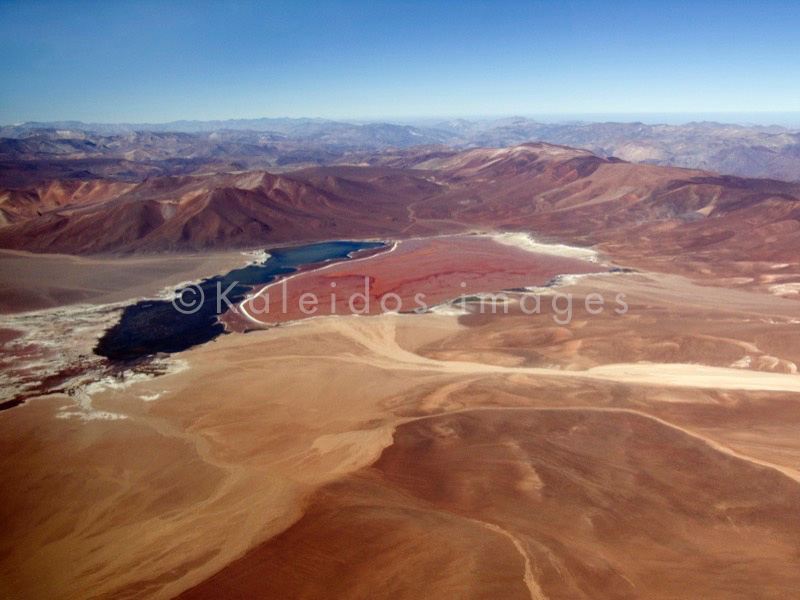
[0,169,441,254]
[379,144,800,271]
[1,143,798,287]
[3,118,799,185]
[432,118,800,181]
[0,179,135,226]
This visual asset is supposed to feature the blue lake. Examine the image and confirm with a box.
[94,240,384,362]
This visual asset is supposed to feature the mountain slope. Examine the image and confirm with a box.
[0,169,441,253]
[1,143,799,291]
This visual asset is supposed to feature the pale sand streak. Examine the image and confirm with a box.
[326,315,800,394]
[472,519,548,600]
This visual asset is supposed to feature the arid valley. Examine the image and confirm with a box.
[2,139,800,599]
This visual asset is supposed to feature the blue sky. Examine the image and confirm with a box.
[1,0,799,124]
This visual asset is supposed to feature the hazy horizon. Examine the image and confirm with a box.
[6,112,800,129]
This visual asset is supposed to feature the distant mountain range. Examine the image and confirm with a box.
[1,117,799,186]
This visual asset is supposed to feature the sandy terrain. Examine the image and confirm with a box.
[0,249,252,313]
[3,264,800,598]
[184,407,800,599]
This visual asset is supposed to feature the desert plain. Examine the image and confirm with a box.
[2,235,800,599]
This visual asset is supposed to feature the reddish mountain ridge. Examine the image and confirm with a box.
[1,143,799,285]
[383,144,800,269]
[0,169,441,253]
[0,179,136,226]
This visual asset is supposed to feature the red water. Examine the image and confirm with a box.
[227,235,601,327]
